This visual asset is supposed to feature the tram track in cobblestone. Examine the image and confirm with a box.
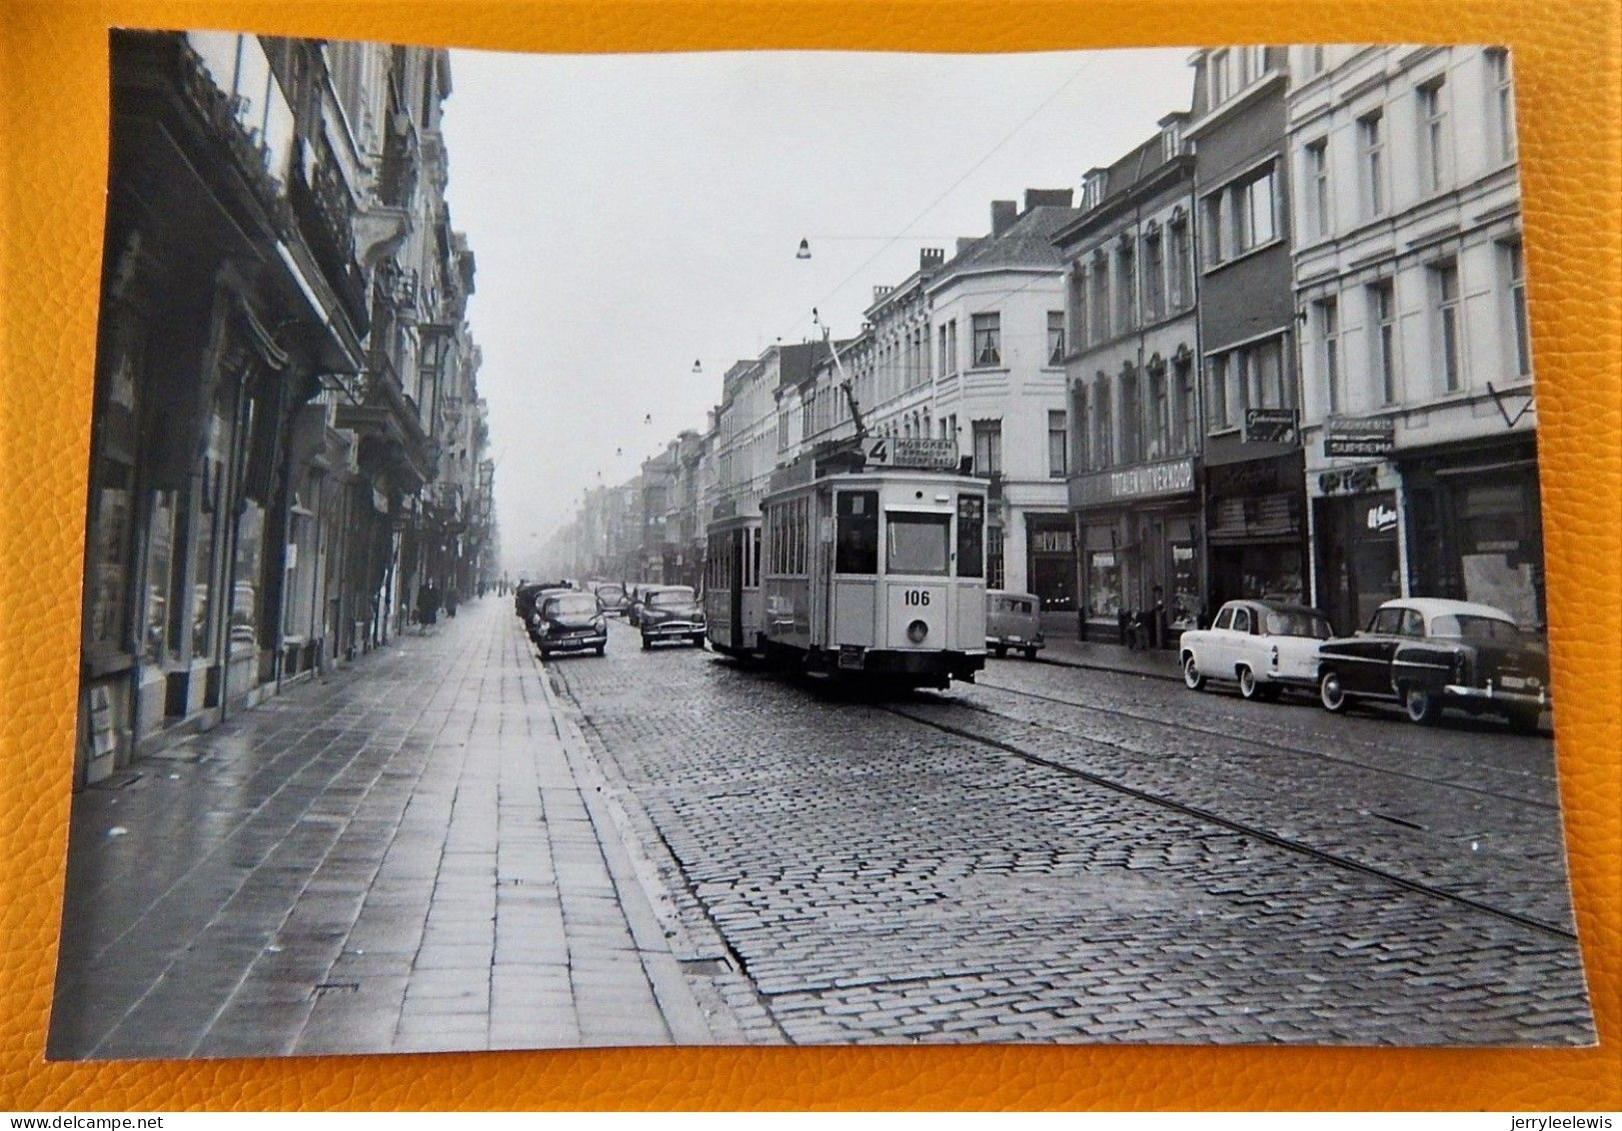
[970,675,1559,813]
[875,700,1578,943]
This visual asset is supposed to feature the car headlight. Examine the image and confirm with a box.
[538,622,552,636]
[907,619,928,643]
[592,616,606,631]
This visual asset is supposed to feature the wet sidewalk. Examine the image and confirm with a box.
[1032,623,1183,682]
[48,599,710,1060]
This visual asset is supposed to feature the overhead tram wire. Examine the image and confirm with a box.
[777,58,1097,344]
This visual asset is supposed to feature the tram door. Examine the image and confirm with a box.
[729,528,744,652]
[813,489,834,647]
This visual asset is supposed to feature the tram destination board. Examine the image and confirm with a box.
[866,436,959,469]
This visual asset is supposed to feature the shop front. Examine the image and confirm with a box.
[1312,464,1401,636]
[1024,512,1078,613]
[1070,455,1200,645]
[1204,451,1308,610]
[1397,435,1544,630]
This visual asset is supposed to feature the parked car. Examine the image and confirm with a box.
[525,587,573,642]
[1179,599,1333,701]
[533,591,608,658]
[1316,598,1550,731]
[986,590,1044,659]
[638,585,706,649]
[595,582,630,617]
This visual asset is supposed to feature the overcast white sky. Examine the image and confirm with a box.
[438,47,1193,575]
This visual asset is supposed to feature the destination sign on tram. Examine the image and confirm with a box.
[866,436,959,469]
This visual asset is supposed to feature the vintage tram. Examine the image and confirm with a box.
[703,507,764,658]
[708,435,988,689]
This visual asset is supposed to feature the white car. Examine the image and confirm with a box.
[1179,599,1334,701]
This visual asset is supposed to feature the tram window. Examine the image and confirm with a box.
[751,527,761,586]
[836,491,879,574]
[957,494,985,579]
[886,512,951,576]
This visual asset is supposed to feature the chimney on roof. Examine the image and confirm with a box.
[919,247,945,270]
[990,200,1018,237]
[1024,188,1074,210]
[872,283,894,302]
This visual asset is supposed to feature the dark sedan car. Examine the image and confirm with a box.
[638,585,706,649]
[533,591,608,658]
[1316,598,1550,731]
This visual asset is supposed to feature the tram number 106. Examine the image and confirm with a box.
[903,590,932,607]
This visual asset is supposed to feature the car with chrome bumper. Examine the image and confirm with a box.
[638,585,706,649]
[1179,599,1333,700]
[1316,597,1550,731]
[533,591,608,658]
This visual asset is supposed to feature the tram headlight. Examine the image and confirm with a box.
[906,619,929,644]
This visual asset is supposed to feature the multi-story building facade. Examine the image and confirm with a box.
[77,32,480,788]
[1188,46,1310,610]
[925,192,1079,606]
[1288,45,1541,633]
[1056,118,1203,642]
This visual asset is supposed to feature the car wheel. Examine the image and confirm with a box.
[1183,654,1206,691]
[1506,704,1543,734]
[1404,686,1443,725]
[594,644,605,657]
[640,634,652,650]
[1238,666,1262,700]
[1319,670,1349,713]
[992,645,1007,658]
[1023,647,1038,660]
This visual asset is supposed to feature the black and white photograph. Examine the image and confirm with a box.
[49,31,1593,1059]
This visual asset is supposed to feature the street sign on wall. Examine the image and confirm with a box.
[1324,416,1396,457]
[1244,408,1299,445]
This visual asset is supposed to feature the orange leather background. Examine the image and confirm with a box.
[1,0,1617,1111]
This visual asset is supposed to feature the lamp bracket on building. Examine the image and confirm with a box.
[1485,381,1535,429]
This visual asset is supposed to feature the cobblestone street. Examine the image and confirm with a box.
[550,612,1593,1046]
[51,599,1593,1058]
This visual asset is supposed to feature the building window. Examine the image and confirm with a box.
[1304,138,1330,240]
[1048,411,1068,477]
[1317,296,1341,414]
[987,525,1006,590]
[1116,240,1137,329]
[1207,354,1231,431]
[1242,337,1292,410]
[1417,76,1450,193]
[1503,240,1531,377]
[1047,310,1066,366]
[1119,366,1141,465]
[1487,48,1516,163]
[1070,381,1089,472]
[1358,109,1387,219]
[1369,280,1398,404]
[1168,218,1192,309]
[972,420,1002,475]
[1202,192,1225,268]
[1306,45,1327,76]
[971,313,1001,367]
[1150,363,1171,459]
[1090,254,1111,341]
[1143,229,1165,320]
[1208,49,1231,106]
[1432,260,1463,392]
[1068,268,1088,354]
[1233,164,1279,253]
[1092,377,1114,469]
[1174,355,1197,452]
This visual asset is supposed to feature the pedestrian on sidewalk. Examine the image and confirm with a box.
[416,583,440,632]
[446,588,460,618]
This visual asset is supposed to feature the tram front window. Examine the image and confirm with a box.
[886,512,951,576]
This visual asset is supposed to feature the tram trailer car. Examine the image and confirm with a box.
[757,455,988,690]
[704,512,764,658]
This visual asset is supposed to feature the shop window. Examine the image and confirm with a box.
[230,501,265,654]
[1086,550,1121,619]
[143,491,179,664]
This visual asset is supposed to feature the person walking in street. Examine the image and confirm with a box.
[446,587,460,618]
